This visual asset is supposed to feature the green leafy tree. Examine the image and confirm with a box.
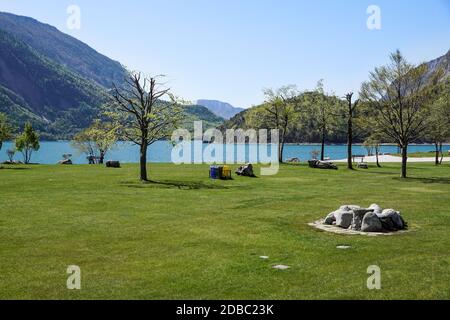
[7,149,16,163]
[426,82,450,165]
[362,139,374,157]
[15,122,40,164]
[111,72,183,181]
[262,85,299,163]
[0,113,13,151]
[305,80,342,161]
[360,50,442,178]
[72,119,119,164]
[363,134,383,167]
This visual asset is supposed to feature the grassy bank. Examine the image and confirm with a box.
[0,163,449,299]
[393,151,449,158]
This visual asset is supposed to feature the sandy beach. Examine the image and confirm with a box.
[335,155,450,163]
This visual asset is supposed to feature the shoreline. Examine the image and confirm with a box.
[334,155,450,163]
[2,140,450,146]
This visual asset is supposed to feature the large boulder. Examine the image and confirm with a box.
[340,205,361,211]
[379,216,397,231]
[308,160,338,170]
[321,205,408,233]
[325,209,351,225]
[236,163,256,177]
[106,161,121,168]
[361,212,383,232]
[324,211,338,225]
[58,159,72,165]
[369,204,383,214]
[378,209,406,230]
[335,211,354,229]
[351,208,374,231]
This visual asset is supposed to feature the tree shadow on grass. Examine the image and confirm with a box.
[0,166,31,170]
[119,179,230,190]
[356,167,450,184]
[392,177,450,185]
[354,169,399,176]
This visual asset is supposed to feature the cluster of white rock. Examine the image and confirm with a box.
[324,204,407,233]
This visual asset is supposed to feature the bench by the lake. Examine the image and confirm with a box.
[87,156,102,164]
[352,155,366,163]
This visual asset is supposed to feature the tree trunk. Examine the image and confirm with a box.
[99,152,105,165]
[279,141,284,164]
[278,126,287,163]
[376,146,381,168]
[279,131,286,164]
[321,125,326,161]
[24,148,31,164]
[347,117,353,169]
[401,144,408,179]
[439,143,444,165]
[140,143,148,181]
[435,143,440,166]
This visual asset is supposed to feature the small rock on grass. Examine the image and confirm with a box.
[273,265,290,270]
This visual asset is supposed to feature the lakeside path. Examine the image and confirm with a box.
[334,155,450,163]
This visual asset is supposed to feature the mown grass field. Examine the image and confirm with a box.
[0,162,449,300]
[393,151,447,158]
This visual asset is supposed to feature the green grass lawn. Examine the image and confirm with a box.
[1,162,449,300]
[394,151,447,158]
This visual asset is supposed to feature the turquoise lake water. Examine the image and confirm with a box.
[0,141,448,165]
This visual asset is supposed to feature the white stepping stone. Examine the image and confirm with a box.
[337,245,351,249]
[260,256,269,260]
[273,265,290,270]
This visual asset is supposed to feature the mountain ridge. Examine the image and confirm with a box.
[0,11,127,89]
[423,49,450,82]
[0,12,225,139]
[196,99,244,120]
[0,27,107,139]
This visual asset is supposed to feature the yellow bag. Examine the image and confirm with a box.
[221,166,232,180]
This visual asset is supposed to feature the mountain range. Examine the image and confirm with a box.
[0,11,448,141]
[0,12,127,89]
[423,49,450,82]
[0,12,223,139]
[196,99,244,120]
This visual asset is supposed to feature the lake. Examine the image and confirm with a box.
[1,141,448,165]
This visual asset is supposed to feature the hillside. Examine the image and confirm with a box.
[182,105,225,131]
[196,99,244,120]
[0,28,107,139]
[423,49,450,83]
[0,12,127,88]
[0,13,225,139]
[220,91,349,143]
[222,50,450,144]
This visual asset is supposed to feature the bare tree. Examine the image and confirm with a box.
[111,72,182,181]
[345,92,359,170]
[360,50,441,178]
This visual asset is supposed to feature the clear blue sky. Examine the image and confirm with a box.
[1,0,449,108]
